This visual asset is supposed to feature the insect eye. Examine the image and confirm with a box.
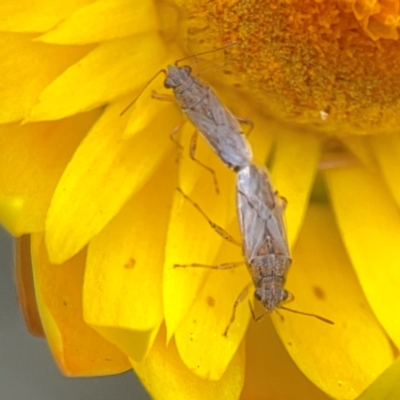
[254,289,263,302]
[183,65,192,75]
[282,291,294,303]
[164,77,173,89]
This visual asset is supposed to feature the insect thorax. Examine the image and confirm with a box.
[174,77,210,112]
[254,280,289,312]
[247,254,291,283]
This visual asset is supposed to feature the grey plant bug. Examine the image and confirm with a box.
[121,43,253,193]
[227,164,334,334]
[174,164,333,336]
[236,164,292,313]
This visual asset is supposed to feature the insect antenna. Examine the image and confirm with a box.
[174,41,239,66]
[248,300,265,322]
[120,69,166,116]
[280,306,334,325]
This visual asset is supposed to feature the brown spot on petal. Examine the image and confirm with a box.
[313,285,326,299]
[206,296,215,307]
[124,257,136,269]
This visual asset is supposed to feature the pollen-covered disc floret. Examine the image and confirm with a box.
[184,0,400,134]
[345,0,400,40]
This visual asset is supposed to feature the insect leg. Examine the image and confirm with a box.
[223,282,253,337]
[235,116,254,137]
[120,69,166,115]
[196,61,228,76]
[276,192,288,210]
[176,187,241,246]
[175,42,238,66]
[169,120,186,151]
[151,92,175,102]
[151,91,187,159]
[174,261,244,269]
[275,310,285,322]
[248,300,267,322]
[189,130,220,194]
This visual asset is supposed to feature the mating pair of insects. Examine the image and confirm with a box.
[122,44,333,334]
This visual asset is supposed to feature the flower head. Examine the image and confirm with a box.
[2,0,400,399]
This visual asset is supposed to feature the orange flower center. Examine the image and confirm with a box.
[183,0,400,135]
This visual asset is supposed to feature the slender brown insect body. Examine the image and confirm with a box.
[121,43,252,176]
[236,164,292,312]
[163,64,253,171]
[175,166,334,332]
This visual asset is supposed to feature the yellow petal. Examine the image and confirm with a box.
[0,110,100,235]
[341,135,376,169]
[84,155,177,362]
[273,203,393,399]
[175,223,250,380]
[45,97,178,264]
[36,0,159,44]
[131,325,245,400]
[270,130,320,248]
[241,317,331,400]
[164,159,236,340]
[27,33,168,121]
[0,195,24,236]
[31,233,130,376]
[0,32,93,123]
[370,133,400,208]
[325,165,400,349]
[0,0,93,33]
[245,115,274,166]
[14,235,45,337]
[356,357,400,400]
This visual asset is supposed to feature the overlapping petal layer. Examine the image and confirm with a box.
[370,133,400,207]
[0,32,93,123]
[174,223,250,381]
[31,233,130,376]
[164,154,236,340]
[36,0,159,44]
[357,357,400,400]
[325,166,400,350]
[27,33,168,121]
[270,131,320,248]
[84,155,177,362]
[0,0,94,32]
[273,204,393,399]
[131,326,245,400]
[45,97,178,264]
[0,110,100,235]
[15,235,44,337]
[242,316,330,400]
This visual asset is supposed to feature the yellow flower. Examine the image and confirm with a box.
[1,0,400,399]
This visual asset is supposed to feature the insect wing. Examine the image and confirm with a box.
[236,184,268,261]
[257,167,289,256]
[184,87,252,168]
[236,165,290,259]
[208,88,242,133]
[208,89,253,165]
[270,192,289,251]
